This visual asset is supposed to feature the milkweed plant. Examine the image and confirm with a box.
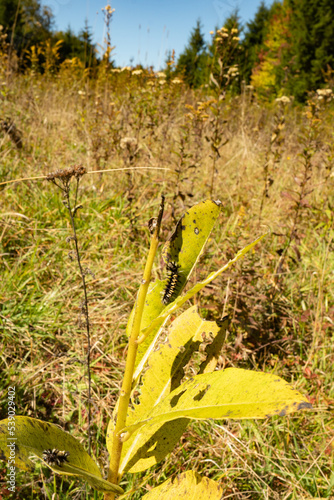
[0,168,311,499]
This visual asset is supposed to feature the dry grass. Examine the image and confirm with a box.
[0,66,333,499]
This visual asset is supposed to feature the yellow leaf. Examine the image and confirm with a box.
[0,416,123,493]
[142,471,224,499]
[109,307,228,474]
[123,368,311,437]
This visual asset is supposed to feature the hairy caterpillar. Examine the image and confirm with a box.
[42,448,70,467]
[162,261,182,305]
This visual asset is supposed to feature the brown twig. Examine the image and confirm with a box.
[47,165,93,455]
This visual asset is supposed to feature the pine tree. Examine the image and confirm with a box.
[176,19,208,87]
[284,0,334,99]
[250,1,291,98]
[0,0,24,42]
[240,1,272,84]
[0,0,98,70]
[164,49,176,82]
[0,0,53,53]
[78,20,96,67]
[54,22,97,67]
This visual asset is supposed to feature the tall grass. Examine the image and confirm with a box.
[0,58,333,499]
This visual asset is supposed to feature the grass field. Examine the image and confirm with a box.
[0,66,333,499]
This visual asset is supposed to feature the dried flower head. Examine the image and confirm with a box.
[103,5,115,14]
[275,96,291,104]
[47,165,86,183]
[316,88,333,101]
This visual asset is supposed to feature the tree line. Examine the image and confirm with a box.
[1,0,334,101]
[0,0,98,68]
[174,0,334,101]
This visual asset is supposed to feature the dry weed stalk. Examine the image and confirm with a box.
[274,98,320,283]
[207,26,240,197]
[47,165,93,455]
[258,98,287,222]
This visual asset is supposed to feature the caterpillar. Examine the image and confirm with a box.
[162,261,182,305]
[42,448,70,467]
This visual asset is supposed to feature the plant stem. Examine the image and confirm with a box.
[105,196,165,499]
[64,185,92,456]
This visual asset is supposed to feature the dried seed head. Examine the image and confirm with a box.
[47,165,86,182]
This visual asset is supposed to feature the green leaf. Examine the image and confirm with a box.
[161,199,222,273]
[141,471,224,499]
[139,232,267,343]
[0,416,123,494]
[129,200,222,377]
[112,307,228,474]
[107,201,223,471]
[122,368,311,437]
[134,306,228,415]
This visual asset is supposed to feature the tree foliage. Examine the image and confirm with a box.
[2,0,334,99]
[0,0,53,51]
[176,19,208,87]
[176,1,334,100]
[53,23,97,68]
[240,1,273,84]
[282,0,334,99]
[0,0,97,68]
[250,1,291,98]
[242,0,334,100]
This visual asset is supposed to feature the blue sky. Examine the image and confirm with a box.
[41,0,270,69]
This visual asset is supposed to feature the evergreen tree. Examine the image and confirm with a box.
[0,0,25,40]
[0,0,98,70]
[0,0,53,52]
[223,9,242,33]
[78,20,96,67]
[284,0,334,99]
[54,23,97,67]
[240,1,272,83]
[176,19,208,87]
[250,1,291,98]
[164,49,176,82]
[247,0,334,100]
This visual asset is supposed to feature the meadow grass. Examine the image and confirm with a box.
[0,68,333,499]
